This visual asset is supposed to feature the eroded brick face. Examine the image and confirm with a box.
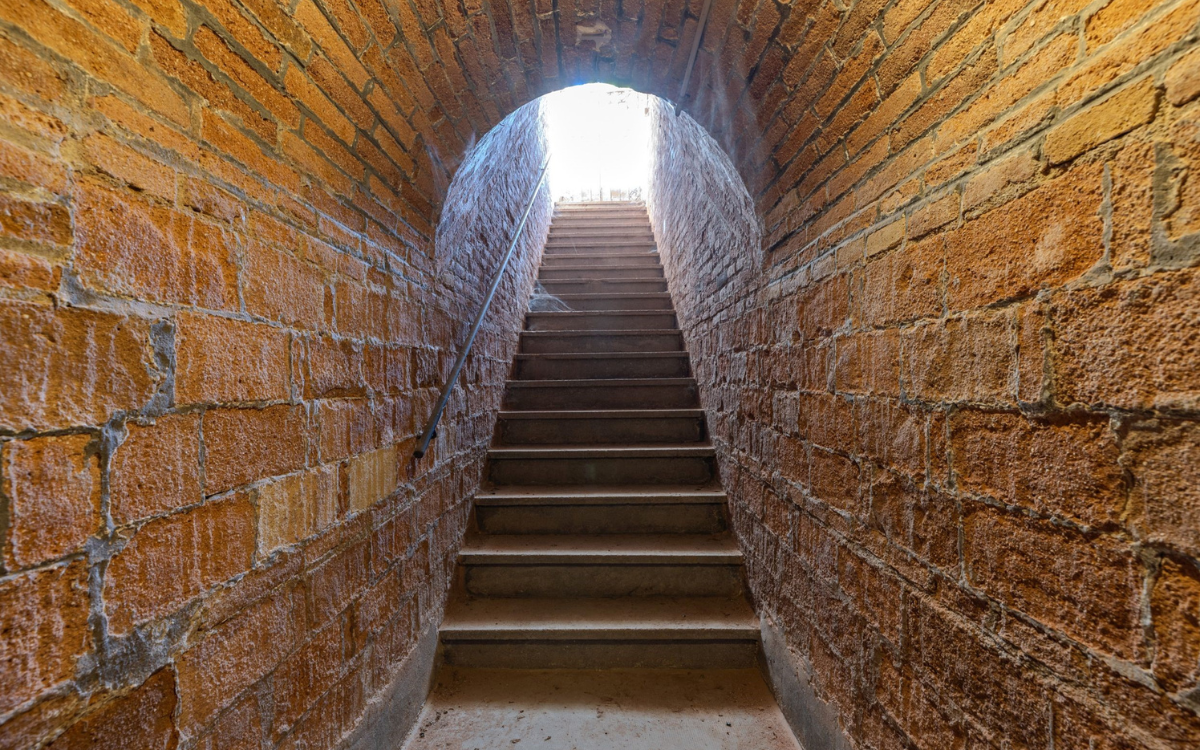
[0,0,1196,747]
[0,0,549,739]
[645,0,1200,741]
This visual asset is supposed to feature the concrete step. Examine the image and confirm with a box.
[539,278,667,294]
[544,241,658,253]
[495,409,705,445]
[503,378,699,410]
[459,533,745,598]
[524,311,676,331]
[512,352,691,379]
[549,228,652,240]
[548,293,674,311]
[541,252,661,267]
[547,221,652,233]
[554,205,647,214]
[475,484,726,534]
[404,668,803,749]
[539,265,664,281]
[440,596,758,668]
[486,444,717,485]
[519,329,683,354]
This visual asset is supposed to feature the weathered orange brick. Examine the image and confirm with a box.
[1085,0,1164,49]
[316,398,377,463]
[241,241,326,330]
[45,667,178,749]
[110,412,202,525]
[294,0,370,88]
[75,181,239,310]
[81,132,175,200]
[0,138,68,195]
[104,493,255,634]
[950,410,1123,527]
[176,584,304,734]
[963,502,1142,659]
[907,191,959,238]
[284,65,356,145]
[1165,46,1200,105]
[0,193,71,247]
[854,397,926,478]
[796,274,850,341]
[865,217,904,258]
[945,163,1104,310]
[858,233,943,326]
[900,310,1015,404]
[269,622,343,740]
[299,334,365,399]
[202,405,308,493]
[309,539,369,627]
[274,664,366,750]
[126,0,186,36]
[0,0,188,123]
[0,89,69,143]
[1056,0,1199,107]
[239,0,312,59]
[937,32,1077,152]
[1164,115,1200,241]
[149,32,275,143]
[0,301,160,432]
[0,35,67,101]
[202,0,282,71]
[364,344,411,395]
[1044,78,1159,165]
[1151,557,1200,692]
[257,464,339,554]
[193,25,298,127]
[200,110,302,193]
[1123,418,1200,556]
[175,312,290,405]
[0,248,59,292]
[1016,300,1046,403]
[1003,0,1091,63]
[834,329,901,397]
[879,0,968,92]
[2,434,99,568]
[348,444,398,513]
[0,560,90,715]
[1052,269,1198,411]
[961,146,1039,212]
[194,691,262,750]
[926,0,1024,81]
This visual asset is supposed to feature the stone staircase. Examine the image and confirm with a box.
[437,201,761,670]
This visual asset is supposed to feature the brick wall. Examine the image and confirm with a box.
[1,0,1198,746]
[0,0,549,741]
[647,3,1200,749]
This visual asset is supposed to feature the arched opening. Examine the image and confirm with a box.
[1,0,1193,744]
[542,83,653,203]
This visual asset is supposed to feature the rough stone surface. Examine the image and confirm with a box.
[0,6,548,739]
[0,0,1195,746]
[643,4,1200,738]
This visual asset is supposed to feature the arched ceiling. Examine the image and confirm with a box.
[354,0,834,224]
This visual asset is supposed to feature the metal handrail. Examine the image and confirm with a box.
[675,0,714,115]
[413,156,551,459]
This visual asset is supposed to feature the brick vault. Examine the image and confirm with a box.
[0,0,1197,747]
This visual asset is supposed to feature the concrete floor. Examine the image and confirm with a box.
[401,667,803,750]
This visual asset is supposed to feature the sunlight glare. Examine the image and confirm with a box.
[542,83,652,203]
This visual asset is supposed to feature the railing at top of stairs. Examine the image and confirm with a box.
[413,157,551,459]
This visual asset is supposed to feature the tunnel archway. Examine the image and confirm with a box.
[0,0,1194,746]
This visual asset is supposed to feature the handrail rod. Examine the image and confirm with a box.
[674,0,714,114]
[413,157,551,459]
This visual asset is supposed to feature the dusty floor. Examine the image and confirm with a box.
[401,667,803,750]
